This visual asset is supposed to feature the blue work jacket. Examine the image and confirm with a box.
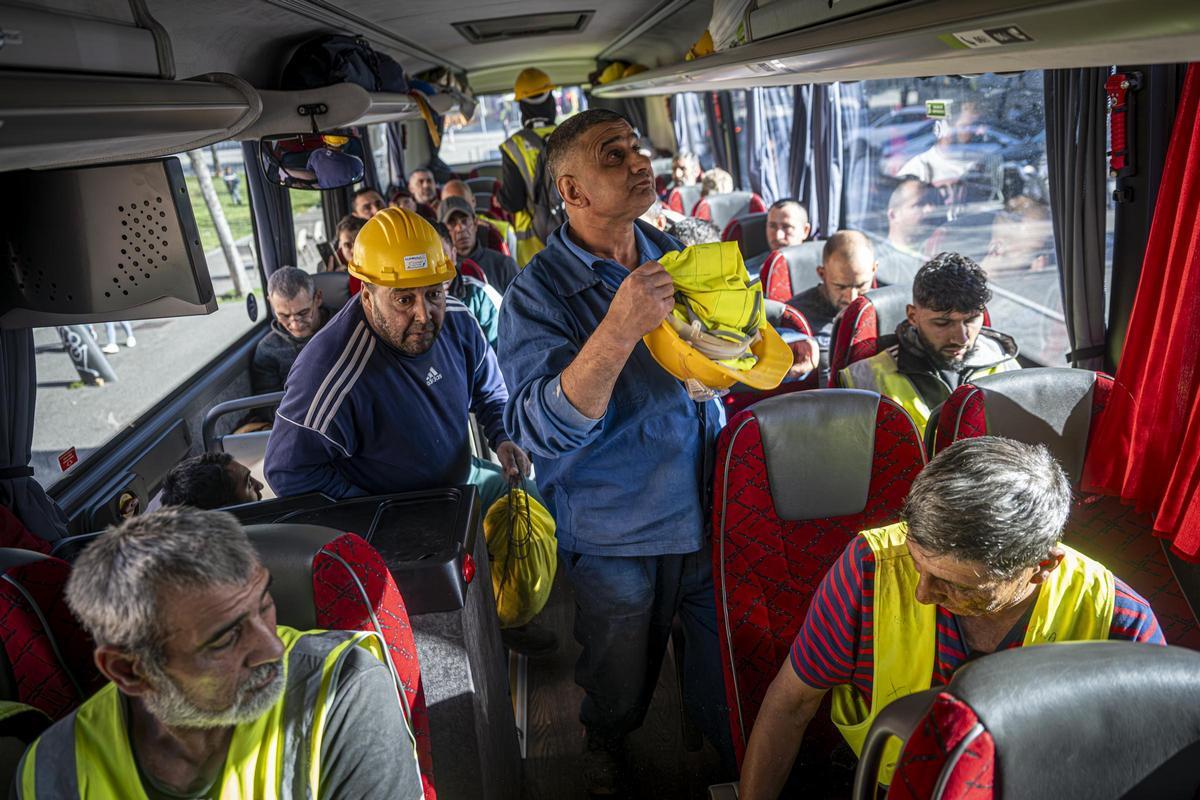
[497,220,723,557]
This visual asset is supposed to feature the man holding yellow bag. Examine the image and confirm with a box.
[498,109,749,794]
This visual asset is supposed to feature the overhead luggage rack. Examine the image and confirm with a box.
[592,0,1200,97]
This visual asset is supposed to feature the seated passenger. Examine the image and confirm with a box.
[351,186,386,220]
[441,178,517,256]
[434,221,502,350]
[388,186,418,213]
[251,267,329,395]
[700,167,734,197]
[666,217,722,246]
[440,196,520,292]
[332,215,367,271]
[665,151,702,193]
[787,231,876,387]
[874,177,938,285]
[766,199,811,252]
[160,452,263,509]
[264,207,532,511]
[738,437,1165,800]
[838,252,1020,437]
[408,168,440,214]
[17,507,422,799]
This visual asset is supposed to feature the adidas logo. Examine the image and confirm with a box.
[425,366,442,387]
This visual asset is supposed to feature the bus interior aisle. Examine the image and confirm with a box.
[522,573,725,800]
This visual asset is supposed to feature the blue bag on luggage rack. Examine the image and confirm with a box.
[281,34,409,93]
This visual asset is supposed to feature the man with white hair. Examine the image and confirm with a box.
[16,507,422,799]
[739,437,1164,799]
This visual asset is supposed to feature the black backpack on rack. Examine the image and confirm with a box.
[280,34,409,93]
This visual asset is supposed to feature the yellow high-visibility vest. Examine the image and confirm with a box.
[839,347,1019,438]
[831,523,1114,785]
[499,125,556,267]
[18,627,417,799]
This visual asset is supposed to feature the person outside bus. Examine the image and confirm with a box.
[16,507,422,799]
[873,177,939,285]
[262,208,554,656]
[498,67,561,267]
[439,196,520,292]
[787,231,877,386]
[838,252,1020,438]
[221,165,242,205]
[739,436,1164,799]
[498,109,734,793]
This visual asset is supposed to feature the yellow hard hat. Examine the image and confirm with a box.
[622,63,648,79]
[643,318,793,391]
[597,62,628,85]
[513,68,557,103]
[321,133,350,147]
[347,207,456,289]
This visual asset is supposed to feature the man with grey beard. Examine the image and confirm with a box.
[15,507,422,799]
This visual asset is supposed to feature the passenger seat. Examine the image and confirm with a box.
[828,285,911,383]
[858,642,1200,800]
[666,184,702,216]
[925,368,1200,649]
[0,549,102,721]
[692,191,766,231]
[713,390,925,767]
[755,240,826,302]
[721,211,768,261]
[246,524,438,799]
[721,300,816,418]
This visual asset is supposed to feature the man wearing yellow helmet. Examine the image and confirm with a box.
[263,207,532,519]
[498,109,735,793]
[498,67,562,267]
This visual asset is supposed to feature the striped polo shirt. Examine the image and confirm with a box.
[790,537,1165,704]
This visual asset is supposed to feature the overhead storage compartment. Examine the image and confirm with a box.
[593,0,1200,96]
[0,2,164,77]
[237,83,433,140]
[0,71,261,171]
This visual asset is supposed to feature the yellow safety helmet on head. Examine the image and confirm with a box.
[513,67,557,103]
[347,207,456,289]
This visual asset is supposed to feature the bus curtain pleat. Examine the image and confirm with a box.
[1083,62,1200,562]
[745,87,794,205]
[1044,68,1108,370]
[789,82,870,237]
[0,329,70,542]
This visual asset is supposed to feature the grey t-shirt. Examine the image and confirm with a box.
[131,647,421,800]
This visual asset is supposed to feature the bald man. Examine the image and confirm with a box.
[787,230,877,386]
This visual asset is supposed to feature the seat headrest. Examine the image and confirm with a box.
[947,642,1200,799]
[776,241,825,292]
[971,368,1096,483]
[311,271,351,314]
[672,185,702,215]
[473,191,493,211]
[702,192,755,229]
[245,524,344,631]
[862,284,911,343]
[748,390,881,520]
[0,549,51,574]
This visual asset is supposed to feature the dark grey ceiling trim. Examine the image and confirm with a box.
[598,0,695,61]
[259,0,464,73]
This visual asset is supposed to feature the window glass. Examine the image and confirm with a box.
[291,187,329,273]
[367,124,395,190]
[31,147,266,488]
[440,86,589,166]
[841,73,1067,365]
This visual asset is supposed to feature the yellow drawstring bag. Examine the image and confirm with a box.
[483,486,558,629]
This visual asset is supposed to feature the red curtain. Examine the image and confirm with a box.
[1084,63,1200,561]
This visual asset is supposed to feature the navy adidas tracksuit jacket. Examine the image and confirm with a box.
[264,294,509,499]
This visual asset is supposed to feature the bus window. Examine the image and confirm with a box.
[367,123,395,191]
[673,92,719,171]
[30,149,268,489]
[291,187,329,273]
[840,72,1068,365]
[440,86,589,167]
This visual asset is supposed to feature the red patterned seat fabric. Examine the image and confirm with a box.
[0,556,102,720]
[759,250,796,303]
[889,693,996,800]
[932,373,1200,649]
[712,398,925,764]
[721,304,815,418]
[312,533,437,799]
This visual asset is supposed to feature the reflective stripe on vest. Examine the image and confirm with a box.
[499,126,554,267]
[838,348,1018,439]
[830,523,1114,785]
[18,627,407,799]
